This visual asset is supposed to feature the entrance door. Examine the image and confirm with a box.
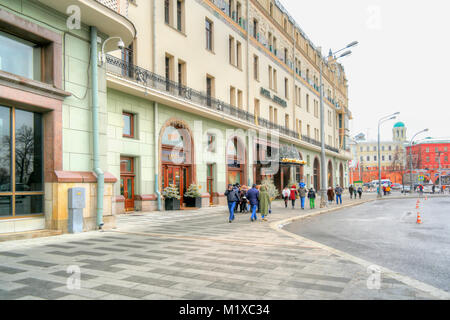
[163,165,189,205]
[121,177,135,211]
[207,164,214,205]
[120,157,135,212]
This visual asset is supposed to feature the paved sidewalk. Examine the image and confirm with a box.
[0,194,446,300]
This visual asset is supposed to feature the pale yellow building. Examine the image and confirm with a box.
[354,123,407,169]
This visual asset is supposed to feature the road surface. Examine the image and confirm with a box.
[284,197,450,292]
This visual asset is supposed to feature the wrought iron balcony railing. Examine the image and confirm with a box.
[106,55,343,154]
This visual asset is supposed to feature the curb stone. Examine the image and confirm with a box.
[271,198,450,300]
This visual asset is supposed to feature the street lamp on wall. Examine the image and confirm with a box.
[99,36,125,65]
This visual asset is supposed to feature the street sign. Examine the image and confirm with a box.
[418,175,424,182]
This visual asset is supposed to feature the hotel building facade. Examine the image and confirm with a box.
[0,0,352,235]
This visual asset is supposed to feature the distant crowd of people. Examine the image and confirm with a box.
[224,182,363,223]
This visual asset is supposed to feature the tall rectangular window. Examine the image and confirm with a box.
[307,124,311,137]
[236,2,242,23]
[230,86,236,107]
[306,94,310,112]
[268,66,273,89]
[269,106,273,122]
[284,78,289,99]
[123,112,135,138]
[237,90,243,109]
[274,108,278,124]
[273,69,277,91]
[206,75,214,106]
[254,99,260,124]
[205,18,213,51]
[164,0,171,24]
[176,0,184,32]
[285,114,289,129]
[236,41,242,69]
[0,106,44,217]
[253,55,259,80]
[253,19,258,38]
[229,36,235,65]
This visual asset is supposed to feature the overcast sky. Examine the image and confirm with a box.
[281,0,450,142]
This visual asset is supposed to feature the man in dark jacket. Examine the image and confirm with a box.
[349,185,354,199]
[224,184,240,223]
[246,184,260,222]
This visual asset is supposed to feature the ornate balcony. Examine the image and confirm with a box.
[96,0,129,17]
[106,55,343,155]
[37,0,135,45]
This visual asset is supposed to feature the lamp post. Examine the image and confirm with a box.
[318,41,358,208]
[377,113,399,198]
[409,129,429,194]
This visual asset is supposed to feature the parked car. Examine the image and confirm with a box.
[401,185,411,193]
[391,183,402,190]
[423,185,440,194]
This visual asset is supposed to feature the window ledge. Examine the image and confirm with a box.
[164,23,187,37]
[0,71,71,99]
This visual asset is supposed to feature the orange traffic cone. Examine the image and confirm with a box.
[416,204,420,209]
[417,212,422,224]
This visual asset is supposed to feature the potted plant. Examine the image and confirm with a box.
[184,184,202,208]
[261,177,280,214]
[162,184,181,211]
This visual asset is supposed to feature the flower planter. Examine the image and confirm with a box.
[165,198,180,211]
[184,197,202,208]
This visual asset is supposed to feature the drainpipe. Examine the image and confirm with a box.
[155,102,162,211]
[90,26,104,228]
[152,1,161,210]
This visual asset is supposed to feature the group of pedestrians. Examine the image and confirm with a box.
[282,183,314,210]
[348,185,363,199]
[225,184,270,223]
[225,181,364,223]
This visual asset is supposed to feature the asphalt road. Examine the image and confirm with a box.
[284,197,450,292]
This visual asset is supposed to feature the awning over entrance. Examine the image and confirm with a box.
[280,145,306,165]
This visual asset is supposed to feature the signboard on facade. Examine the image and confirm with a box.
[260,87,287,108]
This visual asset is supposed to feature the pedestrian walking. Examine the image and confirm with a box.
[258,186,270,221]
[327,187,335,204]
[335,185,343,205]
[282,187,290,208]
[225,184,240,223]
[349,185,354,199]
[432,185,435,194]
[383,185,387,196]
[308,188,316,209]
[357,186,363,199]
[298,182,307,210]
[239,186,249,213]
[289,185,298,209]
[246,184,260,222]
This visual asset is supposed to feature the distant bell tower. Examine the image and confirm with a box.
[393,122,407,142]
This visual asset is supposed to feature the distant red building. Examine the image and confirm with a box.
[405,138,450,184]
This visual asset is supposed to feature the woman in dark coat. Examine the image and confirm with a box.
[327,187,335,204]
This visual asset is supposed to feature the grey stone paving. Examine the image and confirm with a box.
[0,195,444,300]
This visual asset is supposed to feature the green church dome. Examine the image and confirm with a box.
[393,122,405,128]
